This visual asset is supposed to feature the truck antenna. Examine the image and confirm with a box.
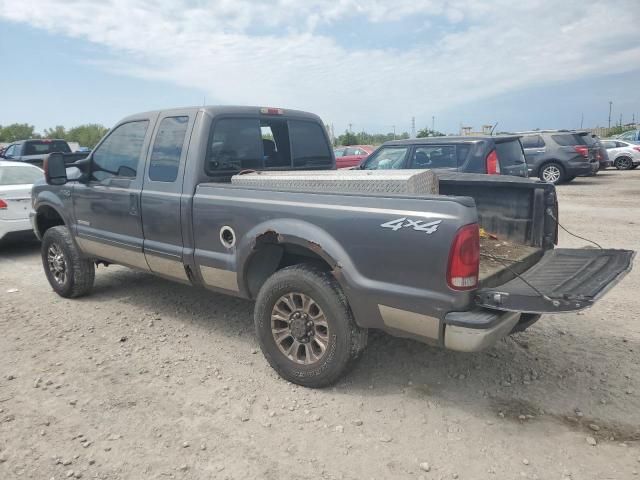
[490,122,499,135]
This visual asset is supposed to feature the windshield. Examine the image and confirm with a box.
[361,146,409,169]
[0,165,43,185]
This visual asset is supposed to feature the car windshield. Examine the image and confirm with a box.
[0,165,43,185]
[361,146,409,169]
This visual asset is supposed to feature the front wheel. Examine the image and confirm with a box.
[614,157,633,170]
[254,264,367,388]
[41,226,95,298]
[539,162,565,184]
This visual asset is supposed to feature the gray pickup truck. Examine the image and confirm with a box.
[32,106,634,387]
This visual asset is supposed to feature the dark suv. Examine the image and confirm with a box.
[360,136,528,177]
[519,131,598,184]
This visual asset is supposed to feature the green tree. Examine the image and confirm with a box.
[0,123,37,142]
[43,125,67,139]
[416,127,445,138]
[337,130,359,146]
[66,124,109,148]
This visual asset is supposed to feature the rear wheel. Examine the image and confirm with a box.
[254,264,367,388]
[41,226,95,298]
[539,162,565,184]
[614,157,633,170]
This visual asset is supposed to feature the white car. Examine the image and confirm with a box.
[601,139,640,170]
[0,161,44,243]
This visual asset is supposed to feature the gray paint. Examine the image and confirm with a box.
[31,105,633,351]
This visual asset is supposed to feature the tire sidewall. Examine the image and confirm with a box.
[41,227,75,297]
[255,267,353,386]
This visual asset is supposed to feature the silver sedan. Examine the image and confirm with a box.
[0,161,44,243]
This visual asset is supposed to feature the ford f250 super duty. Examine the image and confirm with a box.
[31,106,634,387]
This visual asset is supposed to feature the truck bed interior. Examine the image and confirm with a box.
[438,173,557,288]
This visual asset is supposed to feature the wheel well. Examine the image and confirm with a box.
[244,238,333,299]
[615,155,632,162]
[36,206,65,238]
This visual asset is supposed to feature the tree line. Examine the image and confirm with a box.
[0,123,109,149]
[334,127,445,146]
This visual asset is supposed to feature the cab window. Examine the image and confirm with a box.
[149,116,189,182]
[92,120,149,181]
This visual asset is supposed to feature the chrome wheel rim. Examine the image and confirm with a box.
[47,244,67,285]
[542,165,561,183]
[271,292,330,365]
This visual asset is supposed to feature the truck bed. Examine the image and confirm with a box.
[479,237,542,288]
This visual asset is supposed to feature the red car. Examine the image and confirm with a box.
[334,145,374,168]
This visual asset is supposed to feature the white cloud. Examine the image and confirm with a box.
[1,0,639,132]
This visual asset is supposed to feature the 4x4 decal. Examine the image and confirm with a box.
[380,217,442,234]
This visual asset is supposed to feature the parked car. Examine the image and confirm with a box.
[518,131,598,184]
[359,136,528,177]
[612,129,640,143]
[0,139,88,168]
[583,134,611,171]
[32,105,633,387]
[333,145,374,168]
[601,139,640,170]
[0,161,44,243]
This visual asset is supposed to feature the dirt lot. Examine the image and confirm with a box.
[1,170,639,480]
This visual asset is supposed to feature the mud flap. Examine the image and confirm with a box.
[475,248,634,313]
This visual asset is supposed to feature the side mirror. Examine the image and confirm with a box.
[44,152,68,185]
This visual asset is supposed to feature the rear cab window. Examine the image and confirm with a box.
[24,140,71,155]
[148,116,189,182]
[205,115,332,177]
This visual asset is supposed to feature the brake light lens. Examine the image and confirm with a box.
[0,199,7,210]
[574,146,588,158]
[485,150,500,175]
[633,147,640,153]
[260,107,284,115]
[447,223,480,291]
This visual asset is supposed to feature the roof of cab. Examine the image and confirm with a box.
[118,105,323,124]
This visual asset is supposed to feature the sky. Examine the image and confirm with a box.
[1,0,639,136]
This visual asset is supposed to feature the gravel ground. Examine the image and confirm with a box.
[1,169,639,480]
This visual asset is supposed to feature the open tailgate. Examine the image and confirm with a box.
[475,248,634,313]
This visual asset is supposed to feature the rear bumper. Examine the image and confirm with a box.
[566,161,594,177]
[443,309,520,352]
[0,217,35,241]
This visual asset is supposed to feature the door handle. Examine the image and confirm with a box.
[129,193,139,216]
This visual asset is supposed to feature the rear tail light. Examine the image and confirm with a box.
[633,147,640,153]
[485,150,500,175]
[0,199,7,209]
[574,146,588,158]
[447,223,480,291]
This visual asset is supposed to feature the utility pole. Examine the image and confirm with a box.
[348,123,353,133]
[620,113,623,127]
[411,117,416,138]
[392,125,396,140]
[432,116,435,132]
[608,101,613,129]
[580,113,584,129]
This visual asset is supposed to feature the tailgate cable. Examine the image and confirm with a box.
[548,210,602,249]
[480,252,557,306]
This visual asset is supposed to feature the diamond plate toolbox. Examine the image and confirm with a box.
[231,169,439,195]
